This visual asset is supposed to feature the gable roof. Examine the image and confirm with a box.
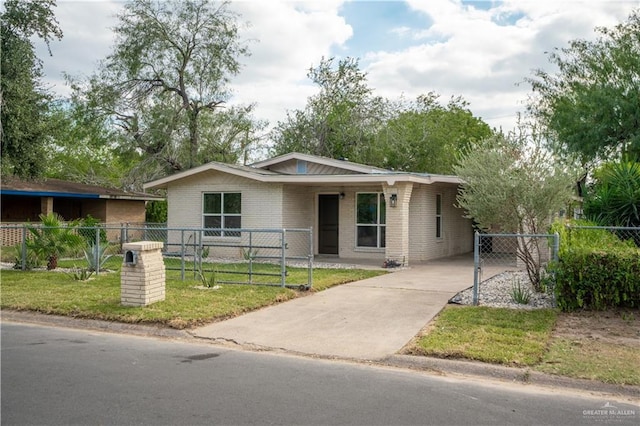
[251,152,390,174]
[1,177,162,201]
[144,152,462,190]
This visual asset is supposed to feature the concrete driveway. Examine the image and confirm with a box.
[192,255,475,361]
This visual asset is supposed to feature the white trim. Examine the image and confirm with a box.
[202,191,242,238]
[355,192,386,249]
[144,163,463,190]
[436,193,443,240]
[251,152,389,174]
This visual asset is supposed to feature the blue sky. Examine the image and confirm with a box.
[35,0,640,138]
[338,1,433,55]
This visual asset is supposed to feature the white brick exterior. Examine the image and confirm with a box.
[408,184,474,262]
[158,156,473,264]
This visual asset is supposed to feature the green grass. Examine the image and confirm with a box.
[536,338,640,385]
[0,264,383,329]
[410,306,558,366]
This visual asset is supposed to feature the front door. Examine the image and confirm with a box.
[318,194,339,255]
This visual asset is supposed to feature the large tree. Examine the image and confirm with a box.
[454,122,577,289]
[0,0,62,178]
[528,10,640,163]
[369,93,492,174]
[271,57,388,161]
[271,58,491,174]
[81,0,256,187]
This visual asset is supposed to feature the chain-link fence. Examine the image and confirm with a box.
[472,232,559,306]
[564,225,640,248]
[2,223,313,289]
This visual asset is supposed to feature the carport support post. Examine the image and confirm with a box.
[473,231,480,305]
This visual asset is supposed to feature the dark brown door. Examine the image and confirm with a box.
[318,194,339,255]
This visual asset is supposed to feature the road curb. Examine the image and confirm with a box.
[384,354,640,400]
[3,309,639,400]
[1,310,191,340]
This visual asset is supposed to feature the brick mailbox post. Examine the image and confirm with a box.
[121,241,165,306]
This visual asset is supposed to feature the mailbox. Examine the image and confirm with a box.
[124,250,138,266]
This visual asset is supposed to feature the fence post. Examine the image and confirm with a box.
[473,231,480,305]
[280,229,286,287]
[95,226,101,276]
[21,224,27,271]
[553,232,560,263]
[180,229,185,281]
[248,230,253,284]
[308,227,313,289]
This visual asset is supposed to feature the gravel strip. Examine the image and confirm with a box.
[450,270,555,310]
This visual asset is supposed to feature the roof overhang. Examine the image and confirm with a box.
[144,161,463,190]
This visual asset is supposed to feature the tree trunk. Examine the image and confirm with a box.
[47,255,58,270]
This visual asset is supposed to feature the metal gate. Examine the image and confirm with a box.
[472,232,559,305]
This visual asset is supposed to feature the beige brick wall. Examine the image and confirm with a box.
[105,200,146,224]
[166,171,284,258]
[409,183,473,262]
[164,176,471,263]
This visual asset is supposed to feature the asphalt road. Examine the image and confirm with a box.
[1,322,638,426]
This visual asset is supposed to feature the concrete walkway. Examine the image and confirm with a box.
[192,255,476,360]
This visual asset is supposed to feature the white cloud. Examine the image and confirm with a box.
[228,1,352,123]
[35,0,639,137]
[362,0,638,131]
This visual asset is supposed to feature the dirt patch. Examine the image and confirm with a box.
[553,309,640,348]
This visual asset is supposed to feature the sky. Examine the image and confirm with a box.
[35,0,640,137]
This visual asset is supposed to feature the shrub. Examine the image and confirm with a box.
[77,215,107,246]
[551,220,640,311]
[26,213,84,270]
[583,161,640,229]
[553,248,640,311]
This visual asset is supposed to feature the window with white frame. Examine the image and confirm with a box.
[203,192,241,237]
[356,192,386,248]
[436,193,443,239]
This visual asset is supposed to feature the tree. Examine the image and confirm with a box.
[271,57,388,161]
[583,161,640,228]
[454,122,577,290]
[0,0,62,178]
[45,95,127,187]
[528,11,640,163]
[271,58,492,174]
[81,0,256,186]
[370,94,492,174]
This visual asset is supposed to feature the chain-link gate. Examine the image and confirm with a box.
[472,232,559,305]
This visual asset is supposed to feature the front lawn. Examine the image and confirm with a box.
[0,265,383,329]
[408,306,558,366]
[407,305,640,385]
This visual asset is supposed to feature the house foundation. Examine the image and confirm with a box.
[121,241,165,306]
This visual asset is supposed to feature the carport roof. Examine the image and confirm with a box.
[1,177,163,201]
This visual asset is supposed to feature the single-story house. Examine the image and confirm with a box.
[1,177,163,246]
[143,152,474,265]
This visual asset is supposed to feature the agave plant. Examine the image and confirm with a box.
[26,213,84,270]
[84,243,113,272]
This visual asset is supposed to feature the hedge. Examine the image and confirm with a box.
[550,221,640,311]
[553,247,640,311]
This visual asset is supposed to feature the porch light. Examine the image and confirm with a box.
[389,193,398,207]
